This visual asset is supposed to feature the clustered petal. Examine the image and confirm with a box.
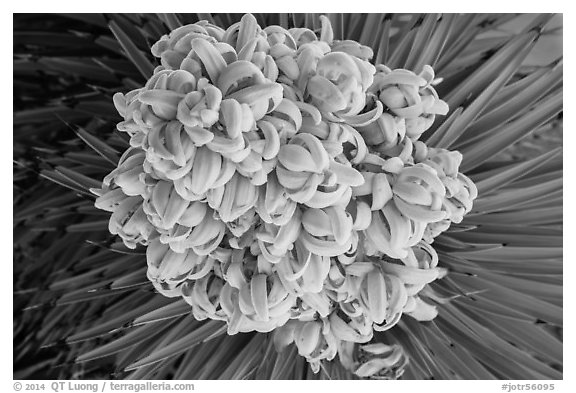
[94,14,477,378]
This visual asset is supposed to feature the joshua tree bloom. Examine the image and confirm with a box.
[92,13,480,378]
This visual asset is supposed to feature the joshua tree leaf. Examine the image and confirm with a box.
[412,13,457,71]
[445,30,539,110]
[57,286,140,307]
[472,147,560,194]
[404,14,441,71]
[460,89,562,172]
[472,271,561,301]
[462,61,562,141]
[59,13,108,28]
[109,267,149,290]
[156,13,182,31]
[132,299,191,326]
[439,303,562,378]
[420,322,496,379]
[475,314,562,365]
[75,319,176,363]
[39,169,93,197]
[435,315,542,379]
[466,206,562,226]
[439,251,562,276]
[434,37,535,149]
[358,14,383,49]
[447,228,562,247]
[38,57,119,83]
[172,337,226,379]
[373,17,391,66]
[387,29,418,70]
[14,32,96,49]
[73,126,120,165]
[54,166,102,191]
[451,245,562,261]
[124,320,226,371]
[108,20,155,79]
[471,177,561,213]
[226,335,267,379]
[449,275,562,326]
[66,295,171,343]
[270,345,299,379]
[14,107,88,125]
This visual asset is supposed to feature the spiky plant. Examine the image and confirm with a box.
[14,13,562,380]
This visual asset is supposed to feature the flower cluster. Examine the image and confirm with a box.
[94,14,477,377]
